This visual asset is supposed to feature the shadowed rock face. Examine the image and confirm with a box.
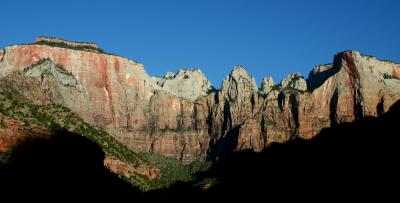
[0,130,141,200]
[0,49,4,62]
[135,100,400,201]
[1,39,400,163]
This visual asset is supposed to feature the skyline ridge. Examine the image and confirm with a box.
[2,0,399,87]
[2,36,399,90]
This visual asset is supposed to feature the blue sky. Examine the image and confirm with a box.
[1,0,399,88]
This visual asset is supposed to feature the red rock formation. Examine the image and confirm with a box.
[0,41,209,162]
[0,44,155,129]
[0,116,48,152]
[1,39,400,163]
[104,156,160,180]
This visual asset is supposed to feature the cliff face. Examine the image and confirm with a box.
[0,44,156,130]
[0,42,211,163]
[1,39,400,163]
[297,52,400,138]
[151,69,214,101]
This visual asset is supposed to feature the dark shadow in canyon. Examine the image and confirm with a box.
[146,100,400,201]
[1,100,400,201]
[0,129,142,200]
[206,100,241,163]
[306,54,342,92]
[206,125,240,163]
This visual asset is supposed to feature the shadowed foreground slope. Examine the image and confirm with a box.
[0,130,142,200]
[1,101,399,201]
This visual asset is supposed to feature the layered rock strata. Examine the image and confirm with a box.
[1,39,400,162]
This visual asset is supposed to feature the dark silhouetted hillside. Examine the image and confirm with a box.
[143,100,400,201]
[0,129,142,200]
[1,101,400,201]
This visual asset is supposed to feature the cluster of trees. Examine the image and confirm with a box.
[35,40,105,53]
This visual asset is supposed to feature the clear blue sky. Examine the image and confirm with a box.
[1,0,399,88]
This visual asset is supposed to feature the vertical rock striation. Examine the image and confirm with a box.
[1,38,400,163]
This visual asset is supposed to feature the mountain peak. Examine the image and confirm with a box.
[221,65,258,101]
[261,76,275,94]
[152,68,214,100]
[230,65,250,80]
[1,38,400,167]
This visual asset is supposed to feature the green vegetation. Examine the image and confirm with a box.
[123,155,213,191]
[283,87,305,94]
[383,73,397,80]
[22,58,85,92]
[0,87,140,164]
[383,73,392,79]
[0,68,216,191]
[194,177,220,189]
[363,54,376,61]
[0,151,12,165]
[187,160,212,174]
[0,82,207,191]
[23,57,74,77]
[263,119,277,127]
[284,75,306,94]
[139,152,193,188]
[271,85,282,91]
[0,91,45,132]
[258,90,266,98]
[291,74,302,82]
[0,118,6,128]
[24,57,50,70]
[270,75,306,95]
[271,84,305,95]
[35,40,105,53]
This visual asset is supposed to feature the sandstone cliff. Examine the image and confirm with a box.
[151,68,214,101]
[1,38,399,163]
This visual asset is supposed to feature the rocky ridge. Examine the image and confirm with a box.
[151,68,214,101]
[1,38,400,163]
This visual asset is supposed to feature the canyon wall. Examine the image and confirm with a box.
[1,39,399,163]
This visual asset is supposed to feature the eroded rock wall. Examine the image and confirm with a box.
[1,40,399,162]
